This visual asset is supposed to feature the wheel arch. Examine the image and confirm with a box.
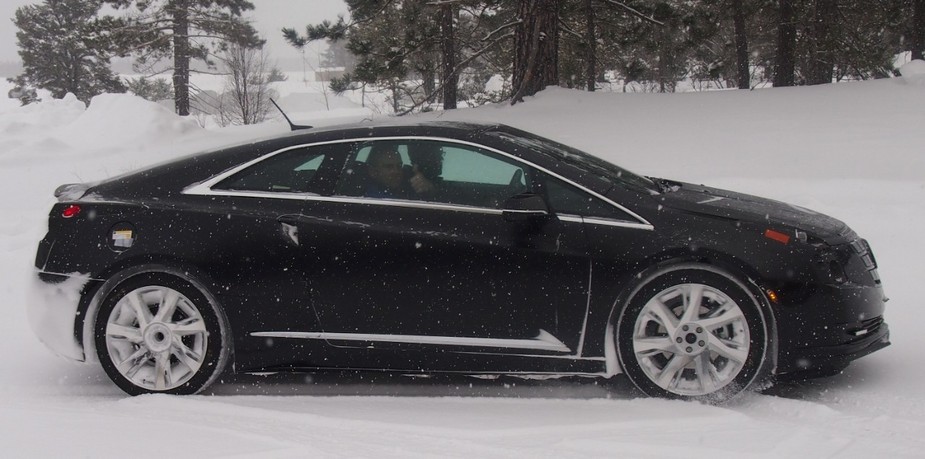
[603,252,779,383]
[79,258,234,373]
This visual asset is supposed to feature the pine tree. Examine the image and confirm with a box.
[106,0,262,116]
[11,0,126,104]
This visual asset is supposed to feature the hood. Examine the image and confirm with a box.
[657,181,854,243]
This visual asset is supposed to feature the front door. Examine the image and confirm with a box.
[296,139,591,360]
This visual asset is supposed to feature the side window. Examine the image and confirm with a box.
[544,175,635,221]
[334,139,531,209]
[214,143,347,194]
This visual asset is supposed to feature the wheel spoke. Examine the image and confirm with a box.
[694,352,719,393]
[169,318,207,335]
[708,334,749,363]
[106,323,142,343]
[172,336,203,371]
[153,351,170,391]
[126,291,152,329]
[698,304,745,331]
[656,354,691,389]
[646,299,679,335]
[153,289,180,323]
[117,347,149,377]
[634,337,675,356]
[680,284,704,323]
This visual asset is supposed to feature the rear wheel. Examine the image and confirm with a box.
[94,272,229,395]
[616,264,769,402]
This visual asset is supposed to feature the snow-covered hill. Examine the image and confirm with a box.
[1,69,923,457]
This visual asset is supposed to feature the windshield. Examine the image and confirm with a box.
[486,128,658,193]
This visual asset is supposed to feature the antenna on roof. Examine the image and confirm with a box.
[270,98,313,131]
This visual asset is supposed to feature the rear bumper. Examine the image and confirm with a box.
[27,271,91,362]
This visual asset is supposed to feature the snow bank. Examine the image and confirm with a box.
[55,93,201,150]
[899,59,925,85]
[424,82,925,182]
[0,93,85,156]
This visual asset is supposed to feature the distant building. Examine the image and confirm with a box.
[314,67,346,81]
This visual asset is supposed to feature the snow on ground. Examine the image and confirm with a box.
[1,67,924,457]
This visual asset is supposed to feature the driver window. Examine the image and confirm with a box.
[334,140,532,209]
[543,174,635,221]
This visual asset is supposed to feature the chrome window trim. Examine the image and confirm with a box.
[250,331,572,353]
[184,141,348,196]
[557,215,583,223]
[557,214,653,230]
[314,196,504,215]
[182,136,653,230]
[581,217,654,230]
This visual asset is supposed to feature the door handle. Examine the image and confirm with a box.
[277,215,300,246]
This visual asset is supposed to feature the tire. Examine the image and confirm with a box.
[616,264,769,402]
[94,271,230,395]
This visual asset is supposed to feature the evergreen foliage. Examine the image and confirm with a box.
[10,0,126,104]
[9,0,921,112]
[285,0,920,110]
[126,77,173,102]
[105,0,263,116]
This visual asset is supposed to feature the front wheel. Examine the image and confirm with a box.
[616,264,770,402]
[94,272,230,395]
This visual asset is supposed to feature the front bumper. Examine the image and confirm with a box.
[775,280,890,375]
[27,271,92,362]
[778,321,890,375]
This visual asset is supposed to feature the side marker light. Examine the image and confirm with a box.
[764,229,790,244]
[766,290,779,303]
[62,205,81,219]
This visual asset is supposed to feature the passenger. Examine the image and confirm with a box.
[365,145,443,200]
[365,148,411,199]
[408,144,444,198]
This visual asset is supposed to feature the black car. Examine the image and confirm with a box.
[30,121,889,400]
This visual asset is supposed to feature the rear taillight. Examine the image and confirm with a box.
[61,205,81,219]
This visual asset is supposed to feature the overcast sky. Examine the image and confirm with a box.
[0,0,349,64]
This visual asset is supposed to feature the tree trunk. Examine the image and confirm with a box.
[732,0,750,89]
[390,79,400,113]
[774,0,796,87]
[172,0,191,116]
[512,0,559,103]
[422,66,436,104]
[913,0,925,60]
[807,0,836,85]
[585,0,596,92]
[441,4,458,110]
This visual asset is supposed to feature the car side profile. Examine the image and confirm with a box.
[29,121,889,401]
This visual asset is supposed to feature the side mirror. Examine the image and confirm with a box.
[501,193,549,222]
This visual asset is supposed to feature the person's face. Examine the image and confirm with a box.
[368,151,404,190]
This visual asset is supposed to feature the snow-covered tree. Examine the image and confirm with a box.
[126,76,173,102]
[106,0,262,116]
[11,0,126,104]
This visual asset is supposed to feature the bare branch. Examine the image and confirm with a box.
[482,20,522,42]
[396,31,515,115]
[600,0,664,26]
